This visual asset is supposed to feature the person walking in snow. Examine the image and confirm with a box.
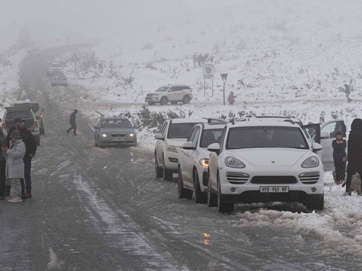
[344,84,352,103]
[2,130,25,203]
[66,109,78,135]
[332,131,347,185]
[228,91,238,105]
[344,118,362,195]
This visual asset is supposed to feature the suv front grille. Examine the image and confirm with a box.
[111,134,125,137]
[226,172,249,184]
[250,176,298,184]
[299,172,320,184]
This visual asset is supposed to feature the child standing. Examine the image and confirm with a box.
[332,131,347,185]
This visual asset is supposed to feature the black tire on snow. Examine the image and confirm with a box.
[160,97,168,105]
[217,174,234,213]
[178,167,192,199]
[207,171,217,207]
[194,169,207,204]
[182,95,190,104]
[155,156,163,178]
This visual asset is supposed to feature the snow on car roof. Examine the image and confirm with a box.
[170,118,207,124]
[228,119,299,128]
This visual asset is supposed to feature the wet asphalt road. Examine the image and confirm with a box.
[0,46,361,271]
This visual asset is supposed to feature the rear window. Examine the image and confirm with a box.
[168,123,198,139]
[226,126,308,149]
[6,111,33,119]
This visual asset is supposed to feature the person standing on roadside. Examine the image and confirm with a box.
[2,130,25,203]
[332,131,347,185]
[6,117,37,199]
[0,127,6,200]
[66,109,78,135]
[344,118,362,195]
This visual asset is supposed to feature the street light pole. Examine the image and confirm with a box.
[220,73,228,105]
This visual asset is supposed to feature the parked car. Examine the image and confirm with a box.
[1,106,41,145]
[94,117,137,148]
[51,72,68,86]
[207,119,324,213]
[178,122,226,203]
[12,101,45,136]
[145,84,193,105]
[47,62,63,76]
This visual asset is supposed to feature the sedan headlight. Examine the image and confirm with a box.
[225,156,246,168]
[166,145,178,153]
[199,158,209,167]
[101,133,110,138]
[301,156,320,168]
[128,133,135,137]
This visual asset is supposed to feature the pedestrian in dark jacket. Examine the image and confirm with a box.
[332,131,347,185]
[345,118,362,195]
[6,117,37,199]
[66,109,78,135]
[0,127,6,200]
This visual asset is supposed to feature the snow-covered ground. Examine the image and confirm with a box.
[2,0,362,257]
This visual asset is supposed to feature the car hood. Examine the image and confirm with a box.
[166,138,187,147]
[227,148,310,167]
[99,128,135,134]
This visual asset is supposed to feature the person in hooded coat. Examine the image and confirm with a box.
[345,118,362,195]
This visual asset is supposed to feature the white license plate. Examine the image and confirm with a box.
[113,138,124,142]
[260,186,289,193]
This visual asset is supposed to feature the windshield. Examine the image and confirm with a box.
[101,119,131,128]
[155,87,169,92]
[168,123,198,139]
[226,126,308,149]
[200,129,223,148]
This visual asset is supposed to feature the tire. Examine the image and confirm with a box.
[155,155,163,178]
[148,102,155,105]
[162,155,173,181]
[207,170,217,207]
[182,95,190,104]
[160,97,168,105]
[194,169,207,204]
[305,194,324,211]
[217,173,234,213]
[178,166,192,199]
[40,120,45,136]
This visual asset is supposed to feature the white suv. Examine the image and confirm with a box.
[178,122,226,203]
[145,85,193,105]
[207,119,324,213]
[155,118,208,181]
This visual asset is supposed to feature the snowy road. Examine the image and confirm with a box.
[0,48,361,270]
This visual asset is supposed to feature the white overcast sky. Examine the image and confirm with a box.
[1,0,361,50]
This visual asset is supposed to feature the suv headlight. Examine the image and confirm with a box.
[225,156,246,168]
[199,158,209,167]
[301,156,319,168]
[166,145,178,153]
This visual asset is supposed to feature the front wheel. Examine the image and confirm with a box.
[162,155,173,181]
[305,194,324,211]
[178,166,192,199]
[160,97,168,105]
[194,169,207,204]
[217,173,234,213]
[155,155,163,178]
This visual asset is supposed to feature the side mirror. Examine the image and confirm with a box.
[182,141,195,150]
[320,131,329,139]
[155,133,164,140]
[207,143,220,155]
[312,142,323,152]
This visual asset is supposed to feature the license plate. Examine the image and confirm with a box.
[260,186,289,193]
[113,138,124,142]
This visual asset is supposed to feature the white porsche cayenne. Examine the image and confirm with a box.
[207,119,324,213]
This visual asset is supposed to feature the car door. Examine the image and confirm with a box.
[182,126,201,188]
[302,123,321,144]
[320,120,346,163]
[156,121,168,166]
[167,86,177,101]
